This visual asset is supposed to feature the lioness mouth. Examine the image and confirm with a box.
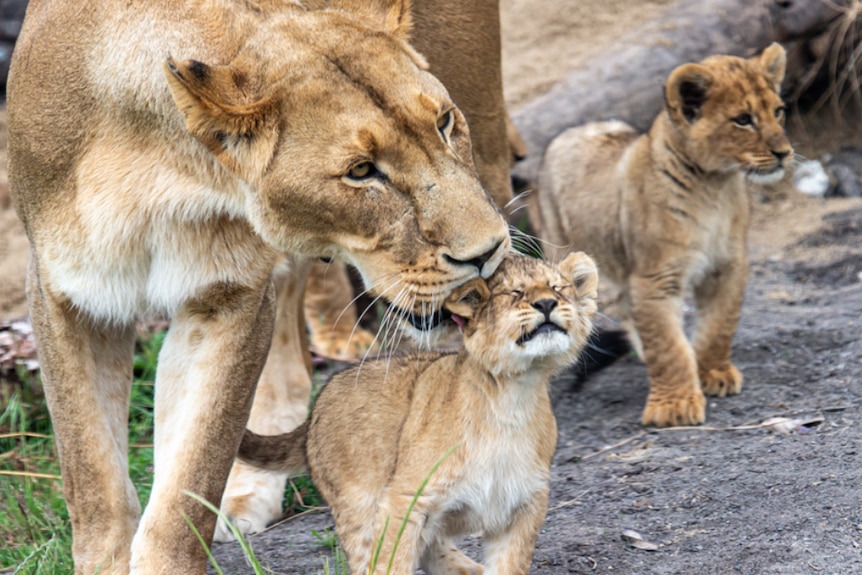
[405,308,453,331]
[517,322,565,345]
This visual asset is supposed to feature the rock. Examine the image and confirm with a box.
[793,160,829,197]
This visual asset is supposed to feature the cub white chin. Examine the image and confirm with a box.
[747,167,785,185]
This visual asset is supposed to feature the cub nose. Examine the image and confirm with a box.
[532,298,557,319]
[772,149,790,162]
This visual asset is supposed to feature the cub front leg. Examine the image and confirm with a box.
[129,280,276,573]
[218,257,313,541]
[629,274,706,427]
[482,488,549,575]
[26,258,139,575]
[693,256,748,397]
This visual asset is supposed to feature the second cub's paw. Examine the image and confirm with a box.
[700,364,743,397]
[642,389,706,427]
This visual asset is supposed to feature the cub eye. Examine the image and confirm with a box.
[346,162,379,181]
[511,289,524,298]
[733,113,753,127]
[775,106,786,119]
[437,110,454,140]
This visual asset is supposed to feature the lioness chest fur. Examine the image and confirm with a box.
[239,252,599,575]
[534,44,792,428]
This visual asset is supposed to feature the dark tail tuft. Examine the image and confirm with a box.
[571,328,631,384]
[237,421,309,473]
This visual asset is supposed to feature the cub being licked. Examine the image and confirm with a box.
[534,43,792,427]
[239,252,599,575]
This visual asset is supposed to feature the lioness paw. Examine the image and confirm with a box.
[215,463,287,542]
[700,364,743,397]
[642,389,706,427]
[310,326,378,362]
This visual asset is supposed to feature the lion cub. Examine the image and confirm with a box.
[533,44,792,427]
[239,252,598,575]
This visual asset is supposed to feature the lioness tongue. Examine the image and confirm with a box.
[451,314,466,333]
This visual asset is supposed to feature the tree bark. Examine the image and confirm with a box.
[511,0,848,184]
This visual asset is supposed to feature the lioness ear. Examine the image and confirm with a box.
[329,0,413,43]
[164,56,279,181]
[665,63,713,124]
[445,278,490,322]
[758,42,787,91]
[559,252,598,300]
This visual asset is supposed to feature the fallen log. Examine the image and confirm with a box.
[511,0,848,184]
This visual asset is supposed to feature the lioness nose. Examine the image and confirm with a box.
[532,298,557,318]
[445,240,503,271]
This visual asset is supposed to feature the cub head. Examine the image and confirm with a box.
[445,252,599,378]
[664,42,793,184]
[163,0,509,325]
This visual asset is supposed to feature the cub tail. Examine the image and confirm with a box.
[237,421,309,473]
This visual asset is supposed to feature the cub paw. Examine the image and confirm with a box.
[699,364,743,397]
[641,389,706,427]
[215,462,287,542]
[310,325,378,362]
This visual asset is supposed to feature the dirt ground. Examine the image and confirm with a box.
[1,0,861,573]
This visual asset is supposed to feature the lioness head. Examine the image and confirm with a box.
[163,1,509,322]
[664,42,793,184]
[445,252,598,377]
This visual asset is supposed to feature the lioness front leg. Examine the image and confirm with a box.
[129,280,275,573]
[629,275,706,427]
[304,259,377,361]
[482,489,548,575]
[27,258,139,575]
[693,256,747,397]
[217,258,313,541]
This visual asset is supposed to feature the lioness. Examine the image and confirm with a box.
[239,252,599,575]
[7,0,510,572]
[533,43,792,427]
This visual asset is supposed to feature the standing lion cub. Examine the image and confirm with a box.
[534,43,793,427]
[239,252,599,575]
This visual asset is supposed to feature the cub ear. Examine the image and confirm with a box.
[758,42,787,91]
[163,56,279,182]
[328,0,413,43]
[444,278,490,322]
[559,252,598,300]
[665,63,713,124]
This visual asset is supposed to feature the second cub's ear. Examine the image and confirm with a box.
[559,252,598,299]
[758,42,787,91]
[665,63,713,124]
[445,278,490,322]
[164,55,279,182]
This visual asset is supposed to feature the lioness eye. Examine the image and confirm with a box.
[733,113,753,127]
[775,106,786,119]
[346,162,378,181]
[437,110,454,140]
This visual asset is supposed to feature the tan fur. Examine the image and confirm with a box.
[221,0,519,538]
[239,252,599,575]
[7,0,511,572]
[534,44,792,427]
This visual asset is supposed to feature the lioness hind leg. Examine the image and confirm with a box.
[26,258,139,575]
[693,259,747,397]
[218,258,313,541]
[629,275,706,427]
[129,280,275,573]
[421,539,484,575]
[303,259,377,361]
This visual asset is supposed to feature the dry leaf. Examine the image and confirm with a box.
[621,528,659,551]
[761,416,824,435]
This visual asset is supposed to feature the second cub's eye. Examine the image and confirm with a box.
[775,106,786,119]
[437,110,454,140]
[733,113,753,127]
[346,162,379,181]
[511,289,524,298]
